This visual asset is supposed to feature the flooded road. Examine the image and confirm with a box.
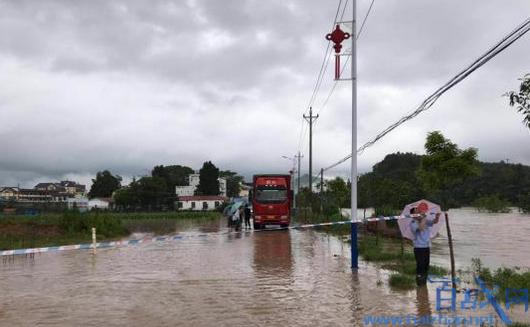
[0,225,396,326]
[1,209,529,326]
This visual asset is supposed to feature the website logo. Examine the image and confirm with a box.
[428,275,528,326]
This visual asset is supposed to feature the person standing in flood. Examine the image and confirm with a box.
[410,207,440,286]
[224,204,233,229]
[244,204,251,229]
[232,206,241,231]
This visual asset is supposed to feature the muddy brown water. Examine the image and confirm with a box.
[1,209,529,326]
[430,208,530,270]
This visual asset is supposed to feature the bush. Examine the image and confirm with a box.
[472,195,511,213]
[519,192,530,213]
[322,199,340,217]
[471,258,530,303]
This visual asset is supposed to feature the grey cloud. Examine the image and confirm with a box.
[1,0,530,188]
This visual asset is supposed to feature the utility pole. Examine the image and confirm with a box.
[282,155,298,212]
[295,152,303,195]
[303,107,319,193]
[350,0,359,269]
[325,0,357,269]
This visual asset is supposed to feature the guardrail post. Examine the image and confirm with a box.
[444,213,456,289]
[92,228,97,256]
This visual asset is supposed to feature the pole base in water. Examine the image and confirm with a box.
[351,223,358,269]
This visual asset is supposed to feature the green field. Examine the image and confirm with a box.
[0,211,221,251]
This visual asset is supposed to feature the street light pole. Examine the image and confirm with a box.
[295,152,303,196]
[350,0,359,270]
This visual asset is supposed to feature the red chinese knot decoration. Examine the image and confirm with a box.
[326,24,350,79]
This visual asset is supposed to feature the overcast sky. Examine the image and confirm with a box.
[1,0,529,188]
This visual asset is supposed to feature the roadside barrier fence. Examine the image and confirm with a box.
[0,213,436,257]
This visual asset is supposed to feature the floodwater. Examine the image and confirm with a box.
[0,209,529,326]
[431,207,530,269]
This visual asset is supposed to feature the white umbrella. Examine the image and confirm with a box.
[399,199,445,240]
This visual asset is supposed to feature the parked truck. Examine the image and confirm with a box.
[251,174,293,229]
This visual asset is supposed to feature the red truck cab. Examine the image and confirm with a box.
[251,174,293,229]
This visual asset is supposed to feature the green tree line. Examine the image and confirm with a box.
[297,132,530,213]
[359,152,530,211]
[89,162,245,208]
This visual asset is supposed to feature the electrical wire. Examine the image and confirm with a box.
[304,0,377,183]
[319,16,530,174]
[314,0,376,119]
[296,0,348,154]
[357,0,376,39]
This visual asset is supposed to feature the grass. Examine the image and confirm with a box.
[0,211,222,250]
[293,210,448,289]
[1,211,221,222]
[470,258,530,303]
[107,211,221,220]
[0,211,125,250]
[513,323,530,327]
[389,273,416,290]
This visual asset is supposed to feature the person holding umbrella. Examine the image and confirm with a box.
[410,207,441,286]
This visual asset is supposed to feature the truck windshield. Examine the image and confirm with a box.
[255,189,287,204]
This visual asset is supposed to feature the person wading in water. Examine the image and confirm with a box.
[410,207,440,286]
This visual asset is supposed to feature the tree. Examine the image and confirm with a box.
[220,170,244,197]
[295,187,312,208]
[89,170,122,198]
[416,131,479,289]
[324,177,350,208]
[114,186,136,206]
[135,177,169,205]
[151,165,194,193]
[416,131,480,210]
[114,177,169,206]
[506,74,530,129]
[197,161,220,196]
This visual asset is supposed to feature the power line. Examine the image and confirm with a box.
[297,0,348,154]
[318,16,530,174]
[357,0,376,38]
[303,0,346,115]
[314,0,376,119]
[305,0,378,183]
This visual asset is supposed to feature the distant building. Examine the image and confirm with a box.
[34,183,60,191]
[176,196,228,211]
[175,173,227,197]
[238,182,252,197]
[67,197,89,212]
[0,180,86,204]
[88,197,113,210]
[0,187,69,203]
[34,181,86,197]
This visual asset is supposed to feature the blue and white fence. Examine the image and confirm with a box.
[0,213,435,257]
